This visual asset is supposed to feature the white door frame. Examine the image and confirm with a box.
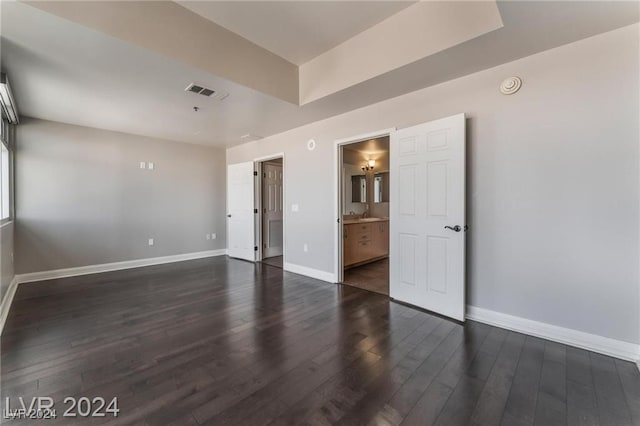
[254,153,286,264]
[333,128,396,283]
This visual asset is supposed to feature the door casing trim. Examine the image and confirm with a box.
[333,128,396,283]
[253,153,285,264]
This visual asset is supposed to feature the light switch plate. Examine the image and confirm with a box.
[148,162,154,170]
[148,238,154,246]
[291,204,299,212]
[139,161,146,169]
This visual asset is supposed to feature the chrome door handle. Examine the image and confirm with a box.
[444,225,462,232]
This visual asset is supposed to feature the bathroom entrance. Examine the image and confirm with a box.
[338,136,390,295]
[334,115,466,320]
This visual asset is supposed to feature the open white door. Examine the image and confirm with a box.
[262,163,283,258]
[227,162,255,261]
[390,114,466,321]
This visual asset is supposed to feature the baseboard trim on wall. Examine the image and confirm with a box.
[15,249,228,285]
[466,305,640,363]
[283,262,336,283]
[0,276,18,335]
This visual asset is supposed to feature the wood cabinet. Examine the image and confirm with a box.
[343,220,389,268]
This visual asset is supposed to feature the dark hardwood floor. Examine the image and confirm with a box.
[261,255,283,269]
[1,256,639,425]
[344,258,389,295]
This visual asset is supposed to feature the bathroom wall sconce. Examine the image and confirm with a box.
[362,159,375,171]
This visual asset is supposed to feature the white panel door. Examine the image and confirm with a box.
[227,162,255,261]
[390,114,466,321]
[262,163,283,258]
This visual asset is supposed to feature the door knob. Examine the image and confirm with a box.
[227,214,232,218]
[444,225,462,232]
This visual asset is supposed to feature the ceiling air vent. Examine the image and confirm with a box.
[184,83,228,101]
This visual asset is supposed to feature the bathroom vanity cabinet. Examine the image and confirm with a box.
[343,218,389,267]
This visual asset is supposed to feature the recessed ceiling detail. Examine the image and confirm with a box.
[23,0,505,106]
[23,0,299,104]
[299,1,504,104]
[176,1,416,66]
[4,1,639,146]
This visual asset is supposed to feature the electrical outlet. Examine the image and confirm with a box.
[291,204,299,212]
[211,233,216,240]
[148,162,154,170]
[148,238,154,246]
[206,234,211,240]
[303,243,308,252]
[139,161,146,169]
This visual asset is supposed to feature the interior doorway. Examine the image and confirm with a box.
[338,136,391,295]
[257,157,284,268]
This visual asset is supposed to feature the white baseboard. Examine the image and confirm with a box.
[283,262,336,283]
[466,305,640,363]
[0,276,18,335]
[15,249,228,285]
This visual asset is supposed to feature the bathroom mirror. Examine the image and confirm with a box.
[351,175,367,203]
[374,171,389,203]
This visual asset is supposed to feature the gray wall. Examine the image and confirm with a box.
[228,24,640,345]
[0,222,14,301]
[16,118,227,273]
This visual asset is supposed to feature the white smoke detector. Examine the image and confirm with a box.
[307,139,316,151]
[240,134,263,141]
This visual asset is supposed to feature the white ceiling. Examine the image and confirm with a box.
[1,2,311,146]
[344,137,390,157]
[176,1,415,66]
[2,1,638,147]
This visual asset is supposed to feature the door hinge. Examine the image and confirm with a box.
[263,172,266,178]
[254,209,258,214]
[253,171,258,176]
[254,246,258,251]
